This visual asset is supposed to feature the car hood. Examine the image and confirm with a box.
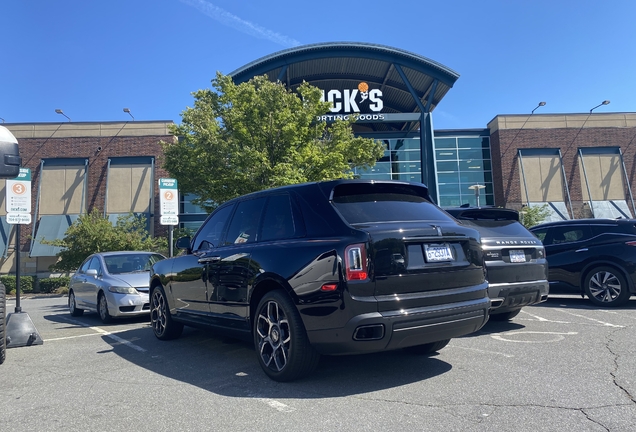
[109,272,151,289]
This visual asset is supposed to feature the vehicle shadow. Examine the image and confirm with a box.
[534,294,636,311]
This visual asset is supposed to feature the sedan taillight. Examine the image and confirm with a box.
[344,243,368,281]
[626,241,636,247]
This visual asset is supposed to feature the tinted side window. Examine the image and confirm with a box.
[550,226,592,244]
[261,194,296,241]
[531,228,548,243]
[224,198,267,245]
[192,205,234,250]
[79,257,94,274]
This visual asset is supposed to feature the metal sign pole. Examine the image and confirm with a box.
[14,223,21,313]
[169,225,174,257]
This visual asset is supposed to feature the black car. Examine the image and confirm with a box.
[150,180,491,381]
[445,207,549,320]
[530,218,636,307]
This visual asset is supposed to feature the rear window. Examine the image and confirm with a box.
[332,185,452,224]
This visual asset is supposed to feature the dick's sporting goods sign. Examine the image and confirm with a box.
[320,82,383,113]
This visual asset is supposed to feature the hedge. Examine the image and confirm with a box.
[39,277,71,293]
[0,276,35,294]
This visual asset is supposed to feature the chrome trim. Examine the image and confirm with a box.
[488,279,548,288]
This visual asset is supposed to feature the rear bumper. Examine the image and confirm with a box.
[487,280,549,315]
[306,296,490,355]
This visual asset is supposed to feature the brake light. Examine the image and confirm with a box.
[321,283,338,292]
[626,241,636,247]
[344,243,368,281]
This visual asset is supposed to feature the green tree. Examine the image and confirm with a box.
[163,72,384,211]
[520,204,551,228]
[40,210,166,272]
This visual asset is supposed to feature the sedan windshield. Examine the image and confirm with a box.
[104,254,164,274]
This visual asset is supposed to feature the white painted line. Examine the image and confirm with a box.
[491,331,578,343]
[449,345,514,358]
[554,308,624,328]
[519,309,572,323]
[57,317,147,352]
[257,398,295,413]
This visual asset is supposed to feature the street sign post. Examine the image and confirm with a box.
[159,178,179,257]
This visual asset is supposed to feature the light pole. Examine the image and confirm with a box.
[55,109,71,121]
[589,100,610,113]
[468,184,486,207]
[123,108,135,121]
[532,101,546,114]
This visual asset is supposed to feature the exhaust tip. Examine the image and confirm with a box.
[490,298,504,309]
[353,324,385,341]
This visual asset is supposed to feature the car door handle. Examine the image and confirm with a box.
[198,256,221,264]
[575,248,588,252]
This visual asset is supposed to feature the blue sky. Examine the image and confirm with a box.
[2,0,635,129]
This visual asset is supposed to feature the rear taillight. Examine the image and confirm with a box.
[344,243,368,281]
[626,241,636,247]
[537,247,545,258]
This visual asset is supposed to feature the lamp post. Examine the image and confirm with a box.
[468,184,486,207]
[531,101,546,114]
[589,100,610,113]
[55,109,71,121]
[123,108,135,121]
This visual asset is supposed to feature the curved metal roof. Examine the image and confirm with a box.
[230,42,459,129]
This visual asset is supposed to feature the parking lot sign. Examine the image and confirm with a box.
[6,168,31,224]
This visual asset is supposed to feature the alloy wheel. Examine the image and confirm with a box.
[588,270,622,304]
[256,300,291,372]
[151,290,167,336]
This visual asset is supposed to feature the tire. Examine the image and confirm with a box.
[403,339,450,355]
[98,293,112,324]
[0,282,6,365]
[150,286,183,340]
[584,266,631,307]
[254,290,320,382]
[490,309,522,321]
[68,290,84,317]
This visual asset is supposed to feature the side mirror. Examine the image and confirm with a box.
[86,269,98,278]
[0,126,22,179]
[175,236,191,250]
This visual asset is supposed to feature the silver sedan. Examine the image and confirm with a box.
[68,251,166,323]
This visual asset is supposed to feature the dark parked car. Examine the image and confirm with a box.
[150,180,491,381]
[445,207,549,320]
[530,218,636,307]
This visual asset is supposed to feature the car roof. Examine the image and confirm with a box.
[444,207,519,221]
[530,218,636,229]
[93,251,161,257]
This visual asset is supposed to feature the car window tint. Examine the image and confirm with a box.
[261,194,296,241]
[531,228,548,243]
[225,198,267,245]
[79,257,93,274]
[88,257,103,274]
[551,226,591,244]
[192,204,234,250]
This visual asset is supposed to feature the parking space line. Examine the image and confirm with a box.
[58,317,147,352]
[449,345,514,358]
[520,309,572,323]
[554,308,624,328]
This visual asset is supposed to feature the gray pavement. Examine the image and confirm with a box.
[1,294,635,431]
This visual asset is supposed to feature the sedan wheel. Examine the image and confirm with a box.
[68,290,84,317]
[584,266,631,307]
[254,290,320,382]
[150,286,183,340]
[98,293,112,324]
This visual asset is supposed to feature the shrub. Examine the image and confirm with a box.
[0,275,35,295]
[39,277,71,294]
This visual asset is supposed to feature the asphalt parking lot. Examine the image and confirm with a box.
[2,294,636,432]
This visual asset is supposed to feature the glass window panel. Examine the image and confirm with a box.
[394,138,420,150]
[457,137,483,149]
[459,159,491,171]
[435,149,457,160]
[438,172,460,183]
[393,173,421,182]
[393,150,421,161]
[437,161,459,171]
[459,171,487,183]
[434,138,456,149]
[458,149,485,160]
[438,183,461,195]
[393,162,421,173]
[438,195,463,207]
[357,172,392,180]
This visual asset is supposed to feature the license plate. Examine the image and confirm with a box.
[425,244,454,262]
[509,250,526,263]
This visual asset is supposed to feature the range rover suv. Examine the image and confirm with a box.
[445,207,549,320]
[150,180,490,381]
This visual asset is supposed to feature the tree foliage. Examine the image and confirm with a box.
[520,204,551,228]
[163,73,384,211]
[41,210,166,272]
